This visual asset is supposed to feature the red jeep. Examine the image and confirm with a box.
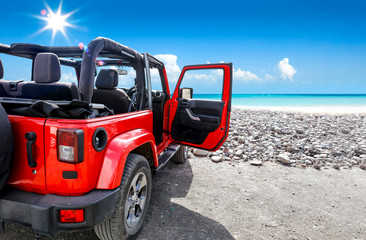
[0,37,232,239]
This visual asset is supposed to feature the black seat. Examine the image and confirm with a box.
[92,69,130,114]
[0,53,78,101]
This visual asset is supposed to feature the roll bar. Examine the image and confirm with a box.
[144,53,152,110]
[79,37,144,103]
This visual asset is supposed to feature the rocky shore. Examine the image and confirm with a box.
[192,108,366,170]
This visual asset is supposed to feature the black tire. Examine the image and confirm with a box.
[95,153,152,240]
[0,103,13,194]
[171,145,188,164]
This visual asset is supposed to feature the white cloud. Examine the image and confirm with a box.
[150,55,297,87]
[154,54,181,83]
[152,55,263,85]
[278,58,296,80]
[184,72,219,84]
[61,72,77,83]
[150,68,161,83]
[234,68,261,82]
[265,74,276,80]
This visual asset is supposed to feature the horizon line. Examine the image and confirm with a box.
[193,93,366,95]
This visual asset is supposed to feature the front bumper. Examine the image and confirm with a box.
[0,187,119,236]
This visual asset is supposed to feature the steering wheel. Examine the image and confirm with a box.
[127,86,136,98]
[127,87,149,112]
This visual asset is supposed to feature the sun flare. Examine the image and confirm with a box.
[45,11,70,34]
[35,2,77,42]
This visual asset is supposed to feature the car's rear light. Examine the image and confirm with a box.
[57,129,84,163]
[59,209,85,223]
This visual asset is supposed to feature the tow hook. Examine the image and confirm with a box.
[25,132,37,168]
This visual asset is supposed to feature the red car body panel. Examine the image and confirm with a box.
[7,115,47,193]
[95,128,158,189]
[7,110,157,195]
[168,64,232,151]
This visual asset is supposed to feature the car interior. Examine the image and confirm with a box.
[0,47,169,145]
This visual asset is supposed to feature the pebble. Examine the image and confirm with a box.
[211,156,222,163]
[212,109,366,169]
[237,137,245,143]
[235,150,243,157]
[277,154,291,164]
[250,159,263,166]
[340,129,350,134]
[193,149,209,156]
[295,128,304,134]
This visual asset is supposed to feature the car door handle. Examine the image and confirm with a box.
[185,108,201,121]
[185,108,220,123]
[25,132,37,168]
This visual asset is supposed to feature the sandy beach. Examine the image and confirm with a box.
[2,106,366,239]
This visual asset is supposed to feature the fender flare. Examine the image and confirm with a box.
[96,129,158,189]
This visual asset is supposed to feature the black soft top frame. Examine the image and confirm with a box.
[78,37,145,103]
[0,37,165,104]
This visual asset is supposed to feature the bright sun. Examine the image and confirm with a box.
[45,10,70,35]
[35,2,76,41]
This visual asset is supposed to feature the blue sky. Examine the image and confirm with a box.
[0,0,365,94]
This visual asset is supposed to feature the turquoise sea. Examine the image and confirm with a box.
[193,94,366,106]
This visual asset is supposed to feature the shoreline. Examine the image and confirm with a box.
[233,105,366,114]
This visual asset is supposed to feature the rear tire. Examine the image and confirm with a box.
[94,154,152,240]
[0,103,13,194]
[171,145,188,164]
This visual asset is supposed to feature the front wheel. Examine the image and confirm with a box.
[171,145,189,164]
[95,154,152,240]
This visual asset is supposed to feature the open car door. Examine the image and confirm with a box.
[168,63,232,151]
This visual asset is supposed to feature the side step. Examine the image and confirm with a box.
[152,144,180,173]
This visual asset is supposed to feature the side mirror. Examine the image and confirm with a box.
[179,88,193,99]
[117,69,128,75]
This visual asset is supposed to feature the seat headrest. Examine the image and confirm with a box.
[34,53,61,83]
[0,58,3,79]
[96,69,119,89]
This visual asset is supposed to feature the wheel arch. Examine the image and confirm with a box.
[131,142,155,167]
[95,129,158,189]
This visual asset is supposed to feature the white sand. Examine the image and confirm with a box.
[234,105,366,114]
